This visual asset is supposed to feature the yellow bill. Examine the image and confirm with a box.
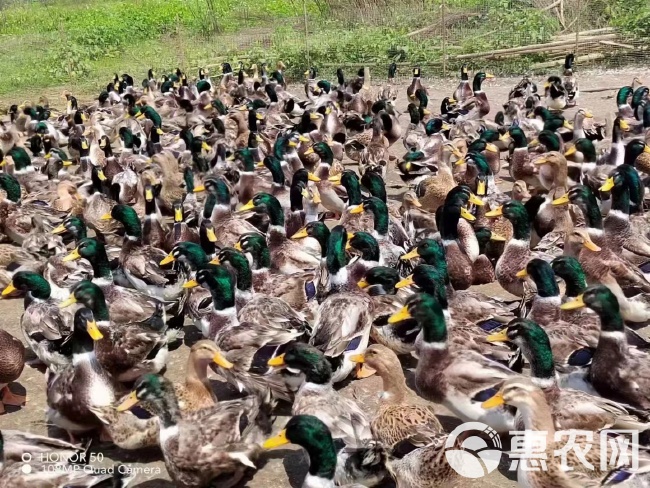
[268,354,285,367]
[116,391,139,412]
[476,181,486,196]
[349,353,365,363]
[516,268,528,278]
[619,119,630,131]
[388,306,412,324]
[234,241,243,251]
[400,248,420,261]
[59,295,77,308]
[100,212,112,221]
[299,135,310,142]
[307,172,320,182]
[193,185,206,193]
[486,143,499,153]
[213,352,234,369]
[183,280,199,289]
[357,278,369,289]
[174,207,183,223]
[86,320,104,341]
[600,177,615,192]
[206,228,217,242]
[350,204,365,214]
[328,175,342,185]
[303,146,315,155]
[2,283,16,297]
[485,206,503,218]
[560,294,585,310]
[486,329,509,343]
[97,169,107,181]
[395,275,415,289]
[291,227,309,239]
[239,200,256,212]
[51,224,66,235]
[210,256,221,265]
[460,207,476,222]
[481,391,505,409]
[62,248,81,262]
[490,232,506,242]
[201,142,211,151]
[263,430,289,449]
[552,194,570,206]
[160,254,175,265]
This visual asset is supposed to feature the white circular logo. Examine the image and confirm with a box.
[444,421,503,478]
[21,464,32,474]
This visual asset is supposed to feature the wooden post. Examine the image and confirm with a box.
[441,0,447,77]
[303,0,311,67]
[574,0,582,56]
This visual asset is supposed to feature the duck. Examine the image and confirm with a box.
[62,237,167,325]
[2,271,71,372]
[399,239,517,326]
[196,177,261,248]
[406,67,426,102]
[561,285,650,410]
[239,193,320,274]
[116,373,272,488]
[268,342,371,447]
[486,317,649,431]
[563,228,650,322]
[453,65,472,103]
[103,204,185,301]
[263,415,379,488]
[481,377,642,487]
[562,53,579,105]
[390,292,519,432]
[350,197,405,268]
[350,344,443,448]
[59,281,168,382]
[487,200,552,297]
[308,226,374,383]
[235,232,319,312]
[506,126,541,188]
[46,307,119,441]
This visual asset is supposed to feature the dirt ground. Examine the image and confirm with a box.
[1,67,649,487]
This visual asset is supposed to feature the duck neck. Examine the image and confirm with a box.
[89,248,114,282]
[610,184,630,215]
[378,368,410,404]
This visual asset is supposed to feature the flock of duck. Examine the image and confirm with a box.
[0,57,650,487]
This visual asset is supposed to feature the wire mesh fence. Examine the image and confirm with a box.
[0,0,648,101]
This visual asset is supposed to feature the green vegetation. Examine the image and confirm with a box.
[0,0,647,102]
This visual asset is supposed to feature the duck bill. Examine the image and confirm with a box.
[263,430,289,449]
[357,279,369,289]
[62,248,82,262]
[239,200,256,212]
[160,254,175,265]
[563,121,573,130]
[303,146,315,155]
[515,268,528,278]
[485,206,503,218]
[533,158,548,166]
[349,353,365,364]
[600,177,615,192]
[291,228,309,239]
[400,248,420,261]
[349,204,365,214]
[564,146,577,157]
[307,173,320,182]
[481,391,505,409]
[395,275,415,289]
[582,238,601,252]
[234,242,243,251]
[328,175,342,185]
[201,142,212,151]
[619,120,630,131]
[485,143,499,153]
[174,208,183,222]
[411,197,423,207]
[499,133,510,142]
[644,145,650,154]
[388,306,412,324]
[560,294,585,310]
[490,232,506,242]
[476,181,486,196]
[51,224,66,234]
[193,185,206,193]
[486,329,509,343]
[213,352,234,369]
[100,213,113,221]
[96,169,106,181]
[552,194,570,206]
[206,228,217,242]
[355,363,376,379]
[298,135,310,142]
[116,391,140,412]
[183,280,199,289]
[1,283,16,297]
[59,295,77,308]
[460,207,476,222]
[267,353,285,367]
[86,320,104,340]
